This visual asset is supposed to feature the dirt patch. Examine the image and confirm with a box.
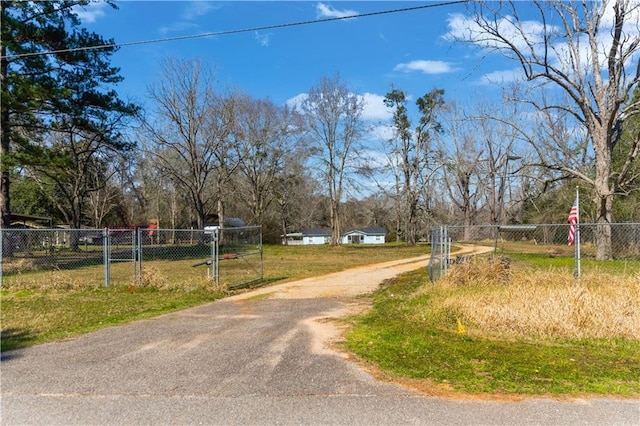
[231,246,509,399]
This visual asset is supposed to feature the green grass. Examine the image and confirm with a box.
[5,242,638,397]
[507,251,640,274]
[344,267,640,396]
[1,286,224,351]
[1,243,428,352]
[262,243,428,282]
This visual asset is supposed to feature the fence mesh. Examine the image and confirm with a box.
[1,226,263,289]
[139,226,263,289]
[428,226,450,282]
[425,223,640,282]
[1,228,113,288]
[443,223,640,263]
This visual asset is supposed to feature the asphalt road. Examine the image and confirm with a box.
[1,254,638,425]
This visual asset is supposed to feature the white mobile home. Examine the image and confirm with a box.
[341,227,386,244]
[281,228,333,245]
[302,227,332,245]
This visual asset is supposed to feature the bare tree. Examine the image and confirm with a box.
[273,156,321,244]
[384,88,445,245]
[438,103,485,239]
[143,58,236,230]
[86,168,121,227]
[454,0,640,259]
[300,74,365,245]
[233,95,306,225]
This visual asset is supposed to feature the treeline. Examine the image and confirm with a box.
[3,1,640,255]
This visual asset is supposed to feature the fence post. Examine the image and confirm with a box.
[210,228,219,285]
[103,227,110,287]
[443,226,450,275]
[438,226,447,272]
[137,227,143,285]
[260,226,264,280]
[0,228,3,287]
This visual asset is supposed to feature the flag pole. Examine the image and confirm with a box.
[574,187,581,279]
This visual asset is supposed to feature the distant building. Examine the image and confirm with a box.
[9,213,52,229]
[281,227,386,245]
[301,227,333,245]
[203,214,246,230]
[341,227,386,244]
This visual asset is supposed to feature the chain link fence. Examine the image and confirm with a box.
[426,223,640,282]
[139,226,263,289]
[438,222,640,262]
[428,226,451,282]
[0,226,263,289]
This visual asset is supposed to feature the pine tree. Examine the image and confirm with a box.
[1,0,138,236]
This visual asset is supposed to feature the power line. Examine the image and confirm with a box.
[2,1,468,60]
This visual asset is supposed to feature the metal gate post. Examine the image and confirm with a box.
[210,228,219,285]
[0,228,3,287]
[103,228,110,286]
[443,227,450,275]
[137,227,143,285]
[260,227,264,280]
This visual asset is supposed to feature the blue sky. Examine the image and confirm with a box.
[74,0,510,122]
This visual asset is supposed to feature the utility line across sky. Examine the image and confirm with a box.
[2,1,469,60]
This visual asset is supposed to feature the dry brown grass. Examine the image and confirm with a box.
[1,258,38,274]
[3,269,91,290]
[429,257,640,340]
[139,266,227,292]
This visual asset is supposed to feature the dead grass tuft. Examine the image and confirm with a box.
[435,262,640,340]
[3,269,90,290]
[139,266,168,288]
[139,266,228,293]
[1,258,37,274]
[443,257,512,286]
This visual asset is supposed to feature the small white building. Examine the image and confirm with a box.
[341,227,386,244]
[282,227,386,245]
[302,227,333,245]
[281,228,332,245]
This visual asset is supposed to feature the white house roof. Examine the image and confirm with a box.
[302,227,332,236]
[344,227,386,236]
[299,227,386,237]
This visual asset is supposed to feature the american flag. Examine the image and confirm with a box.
[567,197,579,246]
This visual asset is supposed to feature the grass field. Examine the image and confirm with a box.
[344,256,640,397]
[2,243,639,397]
[0,243,428,351]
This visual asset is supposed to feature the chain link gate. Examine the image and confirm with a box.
[104,228,137,286]
[136,226,263,289]
[429,226,451,282]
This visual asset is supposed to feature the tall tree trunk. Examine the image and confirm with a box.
[68,195,81,251]
[594,130,614,260]
[463,207,473,241]
[330,198,341,245]
[281,211,288,246]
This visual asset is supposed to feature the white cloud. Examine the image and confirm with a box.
[182,1,218,20]
[477,68,526,85]
[73,2,107,23]
[285,93,308,111]
[367,123,395,143]
[394,60,457,74]
[444,12,548,52]
[158,1,219,35]
[159,21,199,36]
[316,3,358,19]
[254,31,271,47]
[360,93,393,121]
[359,147,390,169]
